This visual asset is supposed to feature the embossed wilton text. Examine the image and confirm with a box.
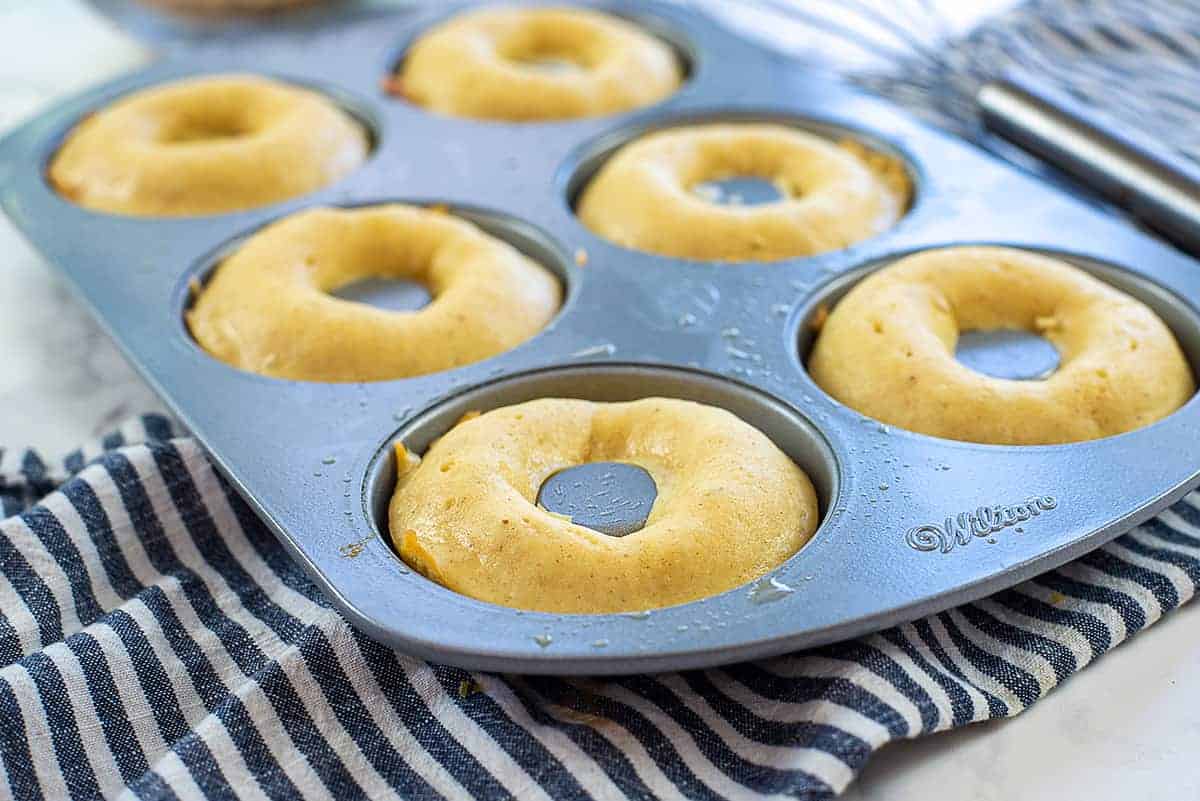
[905,496,1058,553]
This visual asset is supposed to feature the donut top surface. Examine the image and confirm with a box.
[389,397,820,613]
[576,123,911,262]
[808,247,1196,445]
[187,204,562,382]
[391,6,683,120]
[48,74,369,216]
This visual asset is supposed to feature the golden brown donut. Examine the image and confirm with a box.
[391,6,682,121]
[187,204,561,381]
[808,247,1195,444]
[576,123,910,262]
[389,397,820,613]
[49,74,368,216]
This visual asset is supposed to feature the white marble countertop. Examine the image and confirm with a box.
[1,3,1197,798]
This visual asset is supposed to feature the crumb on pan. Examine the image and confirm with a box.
[393,440,421,475]
[380,74,407,98]
[810,303,829,332]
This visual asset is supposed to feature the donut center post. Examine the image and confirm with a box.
[692,176,786,206]
[511,53,587,73]
[165,121,253,143]
[536,462,657,537]
[329,277,432,312]
[159,108,259,144]
[501,34,598,73]
[955,329,1061,380]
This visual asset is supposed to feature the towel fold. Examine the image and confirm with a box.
[0,413,1196,799]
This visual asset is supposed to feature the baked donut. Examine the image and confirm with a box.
[390,6,682,121]
[808,247,1195,444]
[576,123,910,261]
[49,74,368,216]
[187,204,561,381]
[389,398,819,613]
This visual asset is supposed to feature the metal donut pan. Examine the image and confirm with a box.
[3,0,1200,675]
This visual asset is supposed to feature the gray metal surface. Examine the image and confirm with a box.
[537,462,658,538]
[979,74,1200,257]
[955,330,1060,381]
[3,0,1200,674]
[330,277,432,312]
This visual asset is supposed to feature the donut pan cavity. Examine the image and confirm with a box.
[4,0,1200,674]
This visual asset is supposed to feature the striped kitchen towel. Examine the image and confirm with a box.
[0,409,1197,801]
[6,0,1200,798]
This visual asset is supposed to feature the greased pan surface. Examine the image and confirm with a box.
[4,0,1200,674]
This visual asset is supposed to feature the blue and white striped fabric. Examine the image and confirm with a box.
[2,413,1198,800]
[6,0,1200,798]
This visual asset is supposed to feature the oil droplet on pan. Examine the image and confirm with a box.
[748,576,795,604]
[571,343,616,359]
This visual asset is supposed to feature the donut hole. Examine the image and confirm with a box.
[536,462,657,538]
[328,277,432,312]
[691,176,787,206]
[364,365,839,606]
[955,329,1061,381]
[497,32,601,72]
[681,145,809,207]
[252,220,449,319]
[159,109,260,144]
[510,54,588,73]
[941,290,1067,381]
